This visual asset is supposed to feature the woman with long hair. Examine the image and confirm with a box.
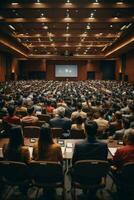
[3,125,30,163]
[33,123,63,163]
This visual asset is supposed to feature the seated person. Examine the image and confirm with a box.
[112,118,130,140]
[50,106,71,132]
[0,99,7,118]
[3,125,30,163]
[72,120,108,164]
[21,106,38,124]
[71,102,87,123]
[113,128,134,171]
[71,115,85,134]
[16,99,27,114]
[109,111,123,135]
[94,109,109,133]
[46,100,54,114]
[3,105,20,125]
[33,123,63,164]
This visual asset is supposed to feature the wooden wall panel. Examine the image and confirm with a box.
[126,50,134,83]
[115,50,134,83]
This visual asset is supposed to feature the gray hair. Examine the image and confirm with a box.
[56,106,65,117]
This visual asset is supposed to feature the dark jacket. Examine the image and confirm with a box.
[50,116,71,131]
[72,137,108,164]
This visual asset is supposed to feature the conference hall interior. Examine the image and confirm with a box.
[0,0,134,200]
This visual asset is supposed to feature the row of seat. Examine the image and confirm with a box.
[23,126,85,139]
[0,160,108,200]
[0,160,134,200]
[0,120,86,138]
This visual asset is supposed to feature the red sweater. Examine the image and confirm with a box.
[113,145,134,168]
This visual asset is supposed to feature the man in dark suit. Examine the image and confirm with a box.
[50,106,71,132]
[72,120,108,164]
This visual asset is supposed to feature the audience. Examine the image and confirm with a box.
[0,80,134,198]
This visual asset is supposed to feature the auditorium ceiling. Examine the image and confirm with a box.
[0,0,134,59]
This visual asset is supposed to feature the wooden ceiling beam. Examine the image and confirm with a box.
[1,3,134,9]
[13,34,119,39]
[28,44,105,48]
[0,18,133,23]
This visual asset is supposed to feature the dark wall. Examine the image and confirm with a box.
[0,51,13,81]
[18,59,46,80]
[100,60,116,80]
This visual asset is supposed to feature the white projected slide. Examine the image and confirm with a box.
[55,65,78,77]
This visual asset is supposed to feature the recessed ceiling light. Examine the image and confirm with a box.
[126,23,132,28]
[11,3,19,6]
[43,26,48,29]
[114,17,118,19]
[87,25,90,30]
[9,25,15,30]
[116,2,124,5]
[120,25,126,30]
[64,17,72,21]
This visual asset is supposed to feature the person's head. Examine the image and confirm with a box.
[39,123,53,145]
[76,102,82,110]
[99,109,106,118]
[75,115,83,125]
[122,118,130,129]
[130,121,134,129]
[47,100,51,106]
[84,120,98,138]
[17,99,23,107]
[129,104,134,113]
[125,128,134,145]
[0,99,5,108]
[38,123,53,158]
[7,105,16,117]
[115,111,122,120]
[27,106,35,115]
[56,106,65,117]
[9,125,24,147]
